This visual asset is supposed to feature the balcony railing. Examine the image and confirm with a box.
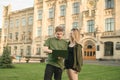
[83,32,96,37]
[101,31,120,38]
[102,32,116,36]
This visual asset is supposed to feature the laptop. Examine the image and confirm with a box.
[52,50,68,58]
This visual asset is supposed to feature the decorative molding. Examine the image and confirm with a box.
[46,0,56,7]
[104,8,115,16]
[83,10,96,18]
[102,32,116,37]
[37,20,42,25]
[72,14,79,20]
[35,36,42,42]
[37,4,43,8]
[47,18,54,24]
[71,0,80,2]
[87,0,96,10]
[58,0,67,4]
[59,16,65,21]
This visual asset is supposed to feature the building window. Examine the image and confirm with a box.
[21,17,26,26]
[104,42,113,56]
[105,0,114,9]
[105,18,114,32]
[15,32,18,40]
[38,10,42,20]
[20,49,24,57]
[15,19,19,27]
[60,24,65,31]
[28,31,32,40]
[38,0,43,2]
[9,33,12,39]
[4,20,8,28]
[72,2,80,14]
[10,19,14,27]
[26,46,31,56]
[21,32,25,40]
[60,5,66,16]
[49,8,54,19]
[48,25,54,36]
[9,46,11,54]
[116,42,120,50]
[28,16,33,25]
[97,45,100,51]
[87,45,92,49]
[14,46,17,55]
[72,22,79,28]
[87,20,95,32]
[36,47,41,55]
[37,27,41,37]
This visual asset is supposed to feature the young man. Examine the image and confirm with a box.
[43,26,68,80]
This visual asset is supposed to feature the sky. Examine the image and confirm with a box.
[0,0,34,28]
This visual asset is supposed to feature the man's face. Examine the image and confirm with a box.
[55,31,64,39]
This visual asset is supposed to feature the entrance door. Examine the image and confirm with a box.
[83,40,96,60]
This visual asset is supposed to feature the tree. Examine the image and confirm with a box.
[0,46,14,68]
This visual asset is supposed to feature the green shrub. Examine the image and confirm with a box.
[0,46,14,68]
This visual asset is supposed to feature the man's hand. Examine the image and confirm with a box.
[43,46,52,53]
[58,57,63,60]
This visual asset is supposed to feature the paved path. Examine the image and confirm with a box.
[83,60,120,66]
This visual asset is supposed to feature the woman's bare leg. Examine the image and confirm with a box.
[66,69,78,80]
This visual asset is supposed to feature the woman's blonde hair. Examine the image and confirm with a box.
[70,28,80,44]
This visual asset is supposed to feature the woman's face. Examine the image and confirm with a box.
[70,31,74,40]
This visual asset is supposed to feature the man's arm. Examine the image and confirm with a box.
[43,46,52,54]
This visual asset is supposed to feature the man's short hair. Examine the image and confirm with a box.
[55,26,64,32]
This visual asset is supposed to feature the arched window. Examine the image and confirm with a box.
[104,42,113,56]
[87,45,92,49]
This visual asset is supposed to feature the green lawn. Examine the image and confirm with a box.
[0,63,120,80]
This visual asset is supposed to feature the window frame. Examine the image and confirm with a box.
[105,18,114,32]
[21,17,26,26]
[49,8,54,19]
[38,10,42,20]
[48,25,54,36]
[87,20,95,32]
[28,16,33,25]
[104,42,114,56]
[72,2,80,14]
[60,5,66,17]
[105,0,114,9]
[72,22,79,28]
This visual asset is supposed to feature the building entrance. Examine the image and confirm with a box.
[83,40,96,60]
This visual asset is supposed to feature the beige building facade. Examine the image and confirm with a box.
[0,29,1,53]
[1,5,34,58]
[1,0,120,60]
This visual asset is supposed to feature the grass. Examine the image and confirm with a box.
[0,63,120,80]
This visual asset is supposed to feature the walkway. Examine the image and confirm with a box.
[84,60,120,66]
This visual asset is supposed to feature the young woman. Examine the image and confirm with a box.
[65,28,83,80]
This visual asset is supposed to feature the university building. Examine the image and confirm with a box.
[1,0,120,60]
